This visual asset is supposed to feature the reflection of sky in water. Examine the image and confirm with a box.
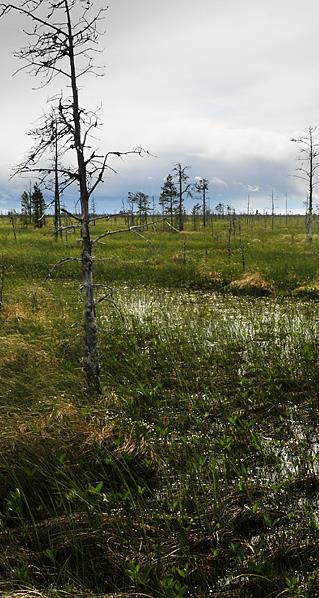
[99,287,318,373]
[99,287,318,595]
[100,287,319,476]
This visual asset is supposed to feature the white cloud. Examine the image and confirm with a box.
[0,0,318,211]
[210,177,228,187]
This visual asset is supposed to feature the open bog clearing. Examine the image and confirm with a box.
[0,217,318,597]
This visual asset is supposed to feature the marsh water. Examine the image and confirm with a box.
[98,287,319,594]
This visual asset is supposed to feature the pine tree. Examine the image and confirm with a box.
[129,192,150,225]
[20,185,32,224]
[159,174,178,225]
[31,184,46,228]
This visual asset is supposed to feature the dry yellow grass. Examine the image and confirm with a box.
[197,263,222,284]
[171,251,187,262]
[293,279,319,297]
[229,271,273,296]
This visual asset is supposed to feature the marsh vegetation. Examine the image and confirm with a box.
[0,214,318,597]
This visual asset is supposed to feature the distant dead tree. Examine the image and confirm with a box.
[0,0,146,394]
[191,202,201,231]
[172,163,192,231]
[52,113,62,240]
[8,209,17,240]
[195,177,209,228]
[271,189,275,233]
[0,261,4,309]
[291,126,319,241]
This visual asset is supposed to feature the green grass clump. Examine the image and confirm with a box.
[0,398,155,593]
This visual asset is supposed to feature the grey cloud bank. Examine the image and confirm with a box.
[0,0,319,213]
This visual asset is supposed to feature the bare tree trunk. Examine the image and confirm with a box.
[291,126,319,242]
[54,126,62,241]
[65,0,100,394]
[9,212,17,241]
[271,190,275,233]
[29,180,32,224]
[308,130,313,242]
[0,262,4,310]
[0,0,144,396]
[178,173,183,231]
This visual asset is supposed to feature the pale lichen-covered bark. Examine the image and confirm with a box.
[81,229,100,394]
[65,0,101,394]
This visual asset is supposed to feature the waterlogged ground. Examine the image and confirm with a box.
[1,282,318,596]
[105,285,319,363]
[101,286,319,476]
[98,287,319,596]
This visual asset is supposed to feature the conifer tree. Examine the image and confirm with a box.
[129,191,150,225]
[159,174,178,225]
[20,186,32,224]
[31,184,46,228]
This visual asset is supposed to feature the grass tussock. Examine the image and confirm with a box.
[171,251,187,262]
[293,279,319,298]
[0,398,155,593]
[228,271,273,296]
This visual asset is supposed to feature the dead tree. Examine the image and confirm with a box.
[195,177,209,228]
[0,261,4,309]
[52,114,62,240]
[271,189,275,233]
[8,210,17,240]
[291,126,319,242]
[172,163,192,231]
[0,0,145,394]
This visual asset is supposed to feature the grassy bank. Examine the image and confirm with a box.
[0,216,318,596]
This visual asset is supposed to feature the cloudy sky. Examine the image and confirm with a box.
[1,0,319,213]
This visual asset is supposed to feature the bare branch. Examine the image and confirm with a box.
[92,217,180,245]
[55,224,81,233]
[164,219,180,232]
[87,147,149,198]
[95,293,112,306]
[45,256,81,281]
[0,3,68,37]
[61,207,82,222]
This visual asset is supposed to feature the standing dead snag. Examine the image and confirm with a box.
[172,163,192,231]
[0,261,4,310]
[195,177,209,228]
[0,0,145,394]
[291,126,319,242]
[53,115,62,240]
